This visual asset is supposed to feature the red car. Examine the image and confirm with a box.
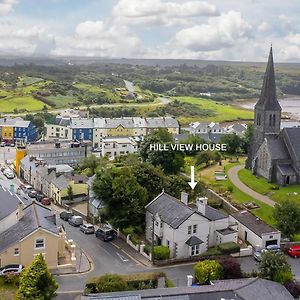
[41,198,51,205]
[288,246,300,258]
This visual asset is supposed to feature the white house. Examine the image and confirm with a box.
[145,192,237,259]
[189,122,224,135]
[101,137,138,158]
[230,210,281,249]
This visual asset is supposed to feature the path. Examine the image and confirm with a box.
[228,164,276,207]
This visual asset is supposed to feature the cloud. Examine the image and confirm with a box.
[52,20,142,57]
[0,0,17,15]
[172,11,252,52]
[257,21,271,32]
[112,0,219,27]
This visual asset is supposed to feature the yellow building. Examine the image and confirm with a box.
[15,145,28,176]
[0,202,67,269]
[1,125,14,141]
[50,174,89,205]
[107,124,134,137]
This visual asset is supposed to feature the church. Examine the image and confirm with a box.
[246,47,300,186]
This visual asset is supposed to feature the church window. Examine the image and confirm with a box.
[272,114,276,126]
[269,114,272,126]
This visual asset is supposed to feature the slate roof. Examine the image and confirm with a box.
[217,228,237,235]
[185,236,204,246]
[265,135,290,160]
[0,202,59,253]
[231,210,279,238]
[0,186,23,221]
[81,278,293,300]
[255,46,282,111]
[71,118,93,128]
[282,127,300,161]
[277,164,297,176]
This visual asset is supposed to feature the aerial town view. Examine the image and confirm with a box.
[0,1,300,299]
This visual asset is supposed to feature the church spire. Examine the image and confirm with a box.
[255,45,281,111]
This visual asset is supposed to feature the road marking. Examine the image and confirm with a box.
[116,252,129,262]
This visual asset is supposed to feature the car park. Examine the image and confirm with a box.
[59,211,74,221]
[41,198,51,205]
[95,226,115,242]
[3,169,14,179]
[68,215,83,227]
[0,264,23,276]
[288,245,300,258]
[80,223,95,234]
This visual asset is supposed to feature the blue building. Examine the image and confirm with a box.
[14,120,38,142]
[71,119,93,141]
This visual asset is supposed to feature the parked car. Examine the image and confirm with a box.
[28,190,38,198]
[20,184,33,193]
[288,246,300,258]
[36,193,45,202]
[10,143,15,147]
[0,142,5,147]
[0,264,23,276]
[3,169,14,179]
[95,226,115,242]
[266,244,281,253]
[41,198,51,205]
[68,216,83,227]
[60,211,74,221]
[80,223,95,234]
[253,244,281,261]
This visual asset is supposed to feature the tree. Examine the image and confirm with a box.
[194,260,223,284]
[95,274,127,293]
[67,185,74,201]
[181,135,207,155]
[241,123,253,153]
[153,245,170,260]
[16,253,58,299]
[220,134,242,154]
[217,256,243,279]
[273,200,300,238]
[79,154,108,175]
[196,151,212,166]
[259,251,292,282]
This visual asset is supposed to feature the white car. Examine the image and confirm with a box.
[4,169,15,179]
[0,264,23,276]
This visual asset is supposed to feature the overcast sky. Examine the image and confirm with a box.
[0,0,299,61]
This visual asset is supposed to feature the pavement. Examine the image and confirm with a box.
[227,164,276,207]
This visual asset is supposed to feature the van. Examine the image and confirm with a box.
[288,246,300,258]
[68,215,83,227]
[95,226,115,242]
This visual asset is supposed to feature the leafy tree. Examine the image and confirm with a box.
[79,154,108,175]
[93,167,148,229]
[217,256,243,279]
[220,134,242,154]
[241,123,253,153]
[67,185,74,201]
[194,260,223,284]
[95,274,127,293]
[153,245,170,260]
[16,253,58,299]
[259,251,292,282]
[180,135,207,155]
[273,200,300,238]
[196,151,212,166]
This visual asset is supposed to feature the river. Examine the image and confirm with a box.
[237,95,300,121]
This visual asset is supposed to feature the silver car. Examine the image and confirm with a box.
[80,223,95,234]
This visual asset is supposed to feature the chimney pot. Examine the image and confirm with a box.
[180,192,189,206]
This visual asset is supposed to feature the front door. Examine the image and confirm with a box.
[286,176,290,185]
[245,231,248,241]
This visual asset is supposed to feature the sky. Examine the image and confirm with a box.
[0,0,300,62]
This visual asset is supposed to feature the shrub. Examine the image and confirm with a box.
[165,277,175,288]
[194,259,223,284]
[217,242,240,255]
[123,272,162,290]
[271,185,279,190]
[144,244,151,255]
[208,198,222,209]
[153,245,170,260]
[227,185,234,192]
[272,268,293,284]
[95,274,128,293]
[85,277,99,294]
[130,234,141,246]
[2,273,19,285]
[217,256,243,279]
[284,281,300,298]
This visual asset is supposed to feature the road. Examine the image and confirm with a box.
[227,164,276,207]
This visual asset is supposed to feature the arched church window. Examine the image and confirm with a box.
[272,114,276,126]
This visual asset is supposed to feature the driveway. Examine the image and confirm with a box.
[227,164,276,207]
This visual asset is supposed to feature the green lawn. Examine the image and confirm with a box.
[73,82,103,93]
[175,96,253,124]
[47,95,78,107]
[238,168,300,203]
[17,76,44,86]
[0,96,47,112]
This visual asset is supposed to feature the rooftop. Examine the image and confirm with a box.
[0,186,23,222]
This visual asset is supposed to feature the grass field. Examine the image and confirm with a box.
[0,96,47,112]
[238,168,300,203]
[47,95,78,107]
[175,96,253,124]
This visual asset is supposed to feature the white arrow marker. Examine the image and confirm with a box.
[188,166,197,190]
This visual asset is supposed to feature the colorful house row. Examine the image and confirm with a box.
[0,117,38,144]
[45,117,180,147]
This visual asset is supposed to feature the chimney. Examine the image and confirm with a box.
[17,202,24,220]
[197,197,208,215]
[180,192,189,206]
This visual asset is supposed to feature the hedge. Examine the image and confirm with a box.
[153,245,170,260]
[217,242,240,255]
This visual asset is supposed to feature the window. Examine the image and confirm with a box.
[188,225,192,235]
[193,224,197,234]
[35,238,45,249]
[14,248,19,256]
[191,244,200,256]
[166,240,170,248]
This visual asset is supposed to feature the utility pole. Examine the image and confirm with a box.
[151,214,155,262]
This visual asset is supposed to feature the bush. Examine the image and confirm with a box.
[284,281,300,298]
[2,273,19,285]
[208,198,222,209]
[227,185,234,192]
[217,242,240,255]
[153,245,170,260]
[144,244,151,255]
[194,259,223,284]
[165,277,175,288]
[271,185,279,190]
[122,226,135,236]
[272,269,293,284]
[130,234,141,246]
[123,272,162,290]
[217,256,243,279]
[95,274,128,293]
